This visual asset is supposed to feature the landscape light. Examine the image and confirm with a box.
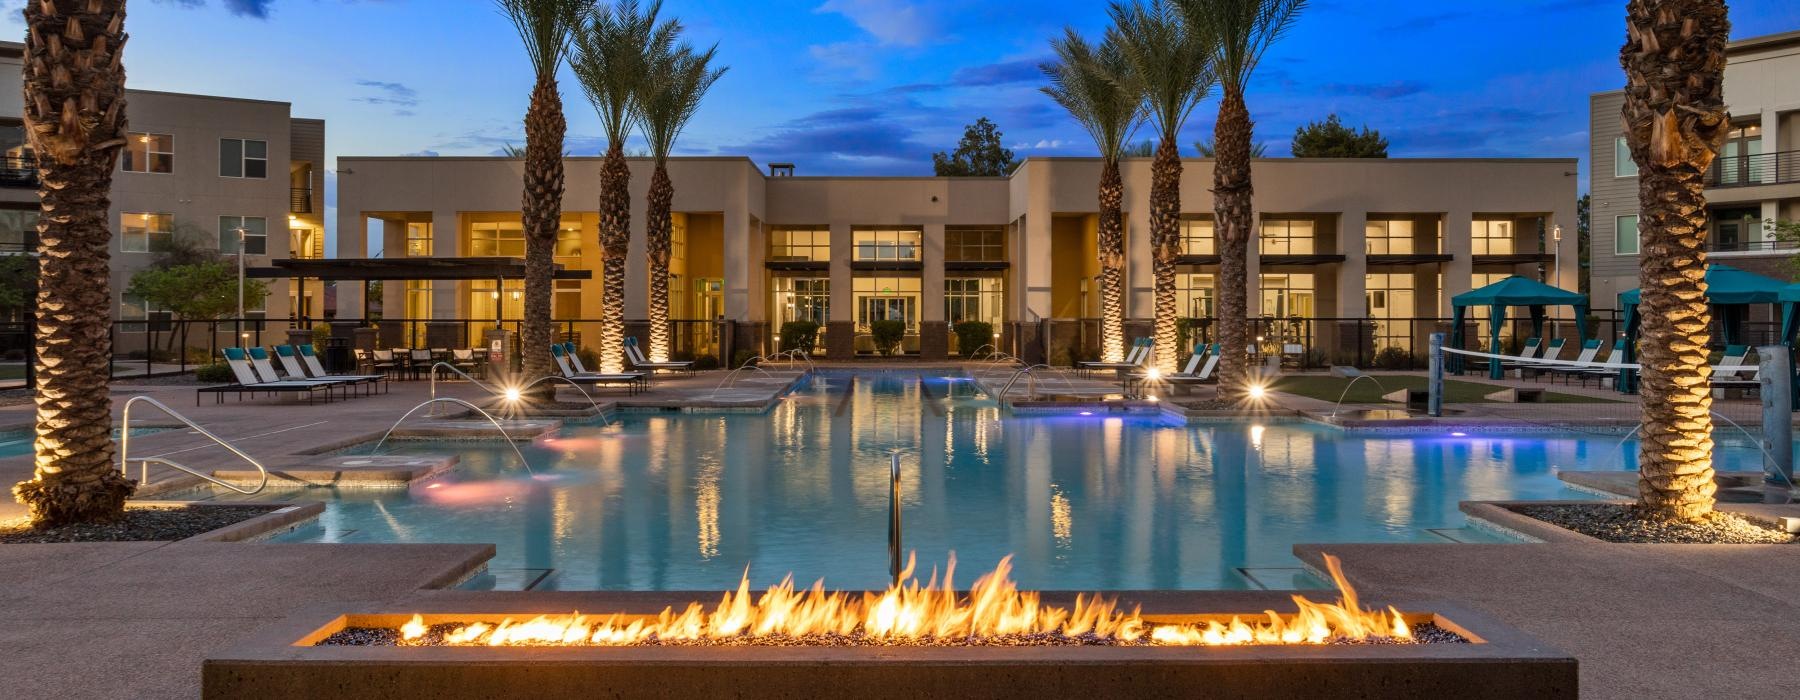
[503,387,522,403]
[1248,384,1267,400]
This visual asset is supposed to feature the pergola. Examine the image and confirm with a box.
[247,257,593,323]
[1449,276,1589,379]
[1617,264,1792,395]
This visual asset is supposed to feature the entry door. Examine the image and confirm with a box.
[861,297,914,331]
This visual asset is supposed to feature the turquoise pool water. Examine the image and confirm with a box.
[198,371,1774,591]
[0,427,169,458]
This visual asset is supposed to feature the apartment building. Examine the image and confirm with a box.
[336,154,1576,362]
[0,41,326,339]
[1591,28,1800,323]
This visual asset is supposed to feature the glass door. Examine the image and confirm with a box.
[860,297,915,331]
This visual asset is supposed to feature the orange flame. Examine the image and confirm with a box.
[394,553,1410,647]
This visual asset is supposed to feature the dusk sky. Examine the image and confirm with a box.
[3,0,1798,250]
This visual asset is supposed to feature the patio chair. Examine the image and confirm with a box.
[248,347,359,397]
[450,348,485,378]
[294,345,389,394]
[1508,338,1565,375]
[1126,344,1218,392]
[1539,339,1602,383]
[195,348,334,405]
[551,343,648,394]
[1568,338,1628,386]
[367,349,401,378]
[1079,338,1151,377]
[623,337,693,373]
[1708,346,1758,393]
[408,348,435,380]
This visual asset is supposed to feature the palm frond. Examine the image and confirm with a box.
[1106,0,1215,142]
[494,0,596,76]
[1177,0,1306,93]
[570,0,683,146]
[1041,28,1147,161]
[637,43,728,162]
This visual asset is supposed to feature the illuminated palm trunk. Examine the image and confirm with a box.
[1622,0,1729,521]
[646,165,673,362]
[1097,158,1126,363]
[1149,135,1183,374]
[598,144,631,374]
[1212,92,1255,401]
[13,0,138,525]
[520,75,566,381]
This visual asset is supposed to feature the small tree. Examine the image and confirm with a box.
[932,117,1019,176]
[126,262,268,324]
[1770,220,1800,279]
[870,320,906,356]
[1290,114,1387,158]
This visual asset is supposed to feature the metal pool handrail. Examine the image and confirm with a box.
[120,395,267,494]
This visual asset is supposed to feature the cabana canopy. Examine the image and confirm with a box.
[1449,276,1589,379]
[1617,264,1795,395]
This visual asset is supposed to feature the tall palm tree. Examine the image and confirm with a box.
[1109,0,1213,374]
[1621,0,1729,522]
[497,0,592,383]
[571,0,677,374]
[1180,0,1306,399]
[1041,29,1145,363]
[12,1,136,525]
[637,45,726,363]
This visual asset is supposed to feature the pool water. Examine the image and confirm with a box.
[199,371,1773,591]
[0,427,170,459]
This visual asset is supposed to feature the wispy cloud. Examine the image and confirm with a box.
[1319,80,1429,100]
[814,0,937,47]
[353,79,419,116]
[952,58,1047,87]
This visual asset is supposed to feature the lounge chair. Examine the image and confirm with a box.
[293,345,389,394]
[1567,338,1627,386]
[195,348,335,405]
[1539,339,1602,383]
[1708,346,1759,394]
[1079,338,1152,377]
[1509,338,1565,375]
[551,344,648,394]
[1126,344,1218,391]
[623,337,693,373]
[248,347,359,397]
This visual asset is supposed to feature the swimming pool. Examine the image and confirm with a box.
[0,427,170,459]
[196,370,1774,591]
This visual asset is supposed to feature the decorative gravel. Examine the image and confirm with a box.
[1514,503,1796,544]
[1174,399,1236,411]
[320,622,1466,647]
[0,504,278,543]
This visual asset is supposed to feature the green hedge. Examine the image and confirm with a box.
[779,320,820,352]
[870,320,906,356]
[194,363,233,383]
[953,321,993,357]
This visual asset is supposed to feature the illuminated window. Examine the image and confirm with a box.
[773,277,830,325]
[945,228,1004,261]
[1259,274,1314,318]
[1471,220,1514,255]
[1615,215,1639,255]
[670,216,687,265]
[853,276,921,332]
[1177,273,1214,318]
[120,212,172,253]
[555,222,582,260]
[854,228,921,261]
[555,279,582,319]
[769,227,830,261]
[219,216,267,255]
[404,281,432,320]
[123,133,173,173]
[219,138,267,178]
[1181,217,1215,255]
[1365,273,1416,350]
[945,277,1003,326]
[1259,218,1314,255]
[1365,219,1415,254]
[406,223,433,256]
[470,222,525,257]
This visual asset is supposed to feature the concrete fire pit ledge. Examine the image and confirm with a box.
[202,590,1576,700]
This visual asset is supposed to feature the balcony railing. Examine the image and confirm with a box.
[0,156,38,188]
[1706,237,1796,254]
[290,187,313,214]
[1705,150,1799,188]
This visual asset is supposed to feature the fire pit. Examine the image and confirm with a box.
[204,555,1575,698]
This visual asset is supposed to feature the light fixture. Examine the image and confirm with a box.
[1247,384,1267,400]
[1145,367,1162,381]
[503,387,522,403]
[1552,225,1563,242]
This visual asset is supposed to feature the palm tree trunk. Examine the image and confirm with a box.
[1150,134,1183,374]
[1212,91,1255,401]
[520,74,565,383]
[646,164,673,362]
[1097,157,1126,363]
[12,0,137,525]
[598,143,631,374]
[1622,0,1730,522]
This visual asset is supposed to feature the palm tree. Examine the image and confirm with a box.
[637,45,726,363]
[12,1,136,525]
[1180,0,1306,399]
[497,0,593,383]
[1620,0,1730,522]
[1042,29,1145,363]
[1109,0,1214,374]
[571,0,678,374]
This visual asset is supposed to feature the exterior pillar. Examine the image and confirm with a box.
[1442,210,1474,316]
[1336,211,1369,317]
[920,223,947,359]
[1245,212,1264,317]
[430,211,459,318]
[1125,161,1153,319]
[827,222,855,356]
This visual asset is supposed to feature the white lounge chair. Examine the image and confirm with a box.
[551,344,648,394]
[292,344,388,394]
[196,348,334,405]
[623,337,693,373]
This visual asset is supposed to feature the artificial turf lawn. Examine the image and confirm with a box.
[1269,374,1620,404]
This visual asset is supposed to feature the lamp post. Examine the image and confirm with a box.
[1552,224,1563,339]
[234,226,247,321]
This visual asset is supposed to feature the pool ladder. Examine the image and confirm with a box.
[120,395,268,494]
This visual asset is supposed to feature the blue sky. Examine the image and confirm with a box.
[4,0,1798,245]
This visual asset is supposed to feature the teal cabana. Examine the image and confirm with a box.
[1449,276,1589,379]
[1619,264,1794,393]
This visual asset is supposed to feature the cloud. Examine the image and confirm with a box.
[807,42,880,81]
[153,0,275,17]
[815,0,936,47]
[951,58,1046,87]
[1319,80,1429,100]
[724,103,934,174]
[353,79,419,116]
[399,149,440,158]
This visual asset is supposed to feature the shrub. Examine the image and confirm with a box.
[778,321,820,353]
[577,346,602,372]
[194,363,233,383]
[952,321,993,357]
[731,349,758,369]
[311,323,331,351]
[692,355,720,371]
[870,320,906,356]
[1371,346,1412,370]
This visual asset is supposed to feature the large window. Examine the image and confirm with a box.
[219,138,267,178]
[1615,215,1640,255]
[945,277,1003,327]
[406,223,433,256]
[773,277,830,326]
[1259,274,1314,318]
[1181,217,1215,255]
[1471,219,1514,255]
[1259,218,1314,255]
[945,227,1004,261]
[219,216,268,255]
[470,221,525,257]
[404,281,432,320]
[555,222,582,260]
[555,280,582,319]
[1177,273,1214,319]
[769,227,829,261]
[119,293,167,332]
[1365,273,1416,350]
[120,212,172,253]
[1365,219,1415,254]
[123,133,173,173]
[854,228,922,261]
[854,276,920,332]
[1613,137,1638,178]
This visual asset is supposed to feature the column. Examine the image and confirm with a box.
[920,223,948,359]
[430,210,459,318]
[335,213,368,317]
[1245,213,1263,317]
[827,222,854,357]
[1335,211,1369,363]
[1442,210,1474,317]
[722,206,752,321]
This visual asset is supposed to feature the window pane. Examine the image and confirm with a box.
[220,139,242,177]
[245,158,266,179]
[1614,138,1639,178]
[245,140,267,159]
[1615,215,1639,255]
[150,153,173,173]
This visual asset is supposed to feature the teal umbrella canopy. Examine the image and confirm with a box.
[1619,264,1787,306]
[1450,276,1589,378]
